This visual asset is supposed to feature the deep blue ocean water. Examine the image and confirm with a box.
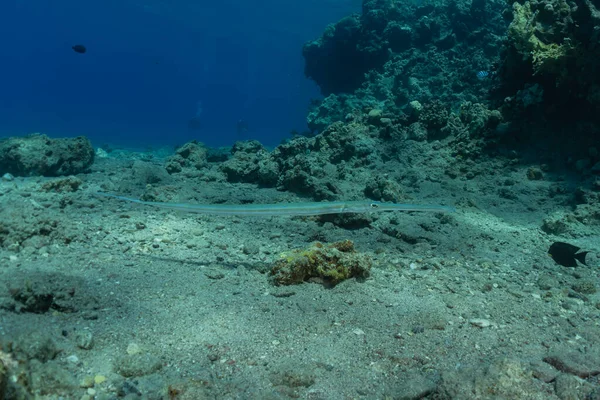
[0,0,360,149]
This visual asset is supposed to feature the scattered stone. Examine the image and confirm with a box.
[541,213,572,235]
[408,100,423,118]
[269,368,315,389]
[126,342,142,355]
[76,331,94,350]
[530,360,560,383]
[1,173,14,181]
[407,122,428,141]
[165,141,208,174]
[29,359,77,395]
[242,243,259,255]
[80,376,95,388]
[526,167,543,180]
[95,147,108,158]
[117,380,142,397]
[13,333,60,362]
[204,270,225,280]
[384,372,438,399]
[469,318,494,328]
[41,176,83,192]
[367,109,383,124]
[8,283,54,314]
[537,275,557,291]
[115,353,162,377]
[131,160,171,185]
[554,373,594,399]
[438,358,549,399]
[66,355,79,364]
[219,140,279,185]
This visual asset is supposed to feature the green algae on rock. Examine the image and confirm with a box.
[269,240,371,286]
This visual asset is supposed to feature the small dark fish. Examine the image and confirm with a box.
[548,241,589,267]
[72,44,87,54]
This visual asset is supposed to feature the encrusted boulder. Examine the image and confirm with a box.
[0,134,94,177]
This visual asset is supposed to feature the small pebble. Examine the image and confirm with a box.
[469,318,494,328]
[80,376,95,388]
[66,354,80,364]
[126,342,141,355]
[76,331,94,350]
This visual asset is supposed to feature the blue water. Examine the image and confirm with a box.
[0,0,360,149]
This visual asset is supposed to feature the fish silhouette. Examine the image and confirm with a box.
[548,242,589,267]
[72,44,87,54]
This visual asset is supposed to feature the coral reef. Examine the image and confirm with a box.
[302,12,387,95]
[301,0,600,176]
[498,0,600,153]
[304,0,507,133]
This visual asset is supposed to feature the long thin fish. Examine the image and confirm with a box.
[95,192,456,216]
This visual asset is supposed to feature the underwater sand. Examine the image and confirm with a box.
[0,147,599,399]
